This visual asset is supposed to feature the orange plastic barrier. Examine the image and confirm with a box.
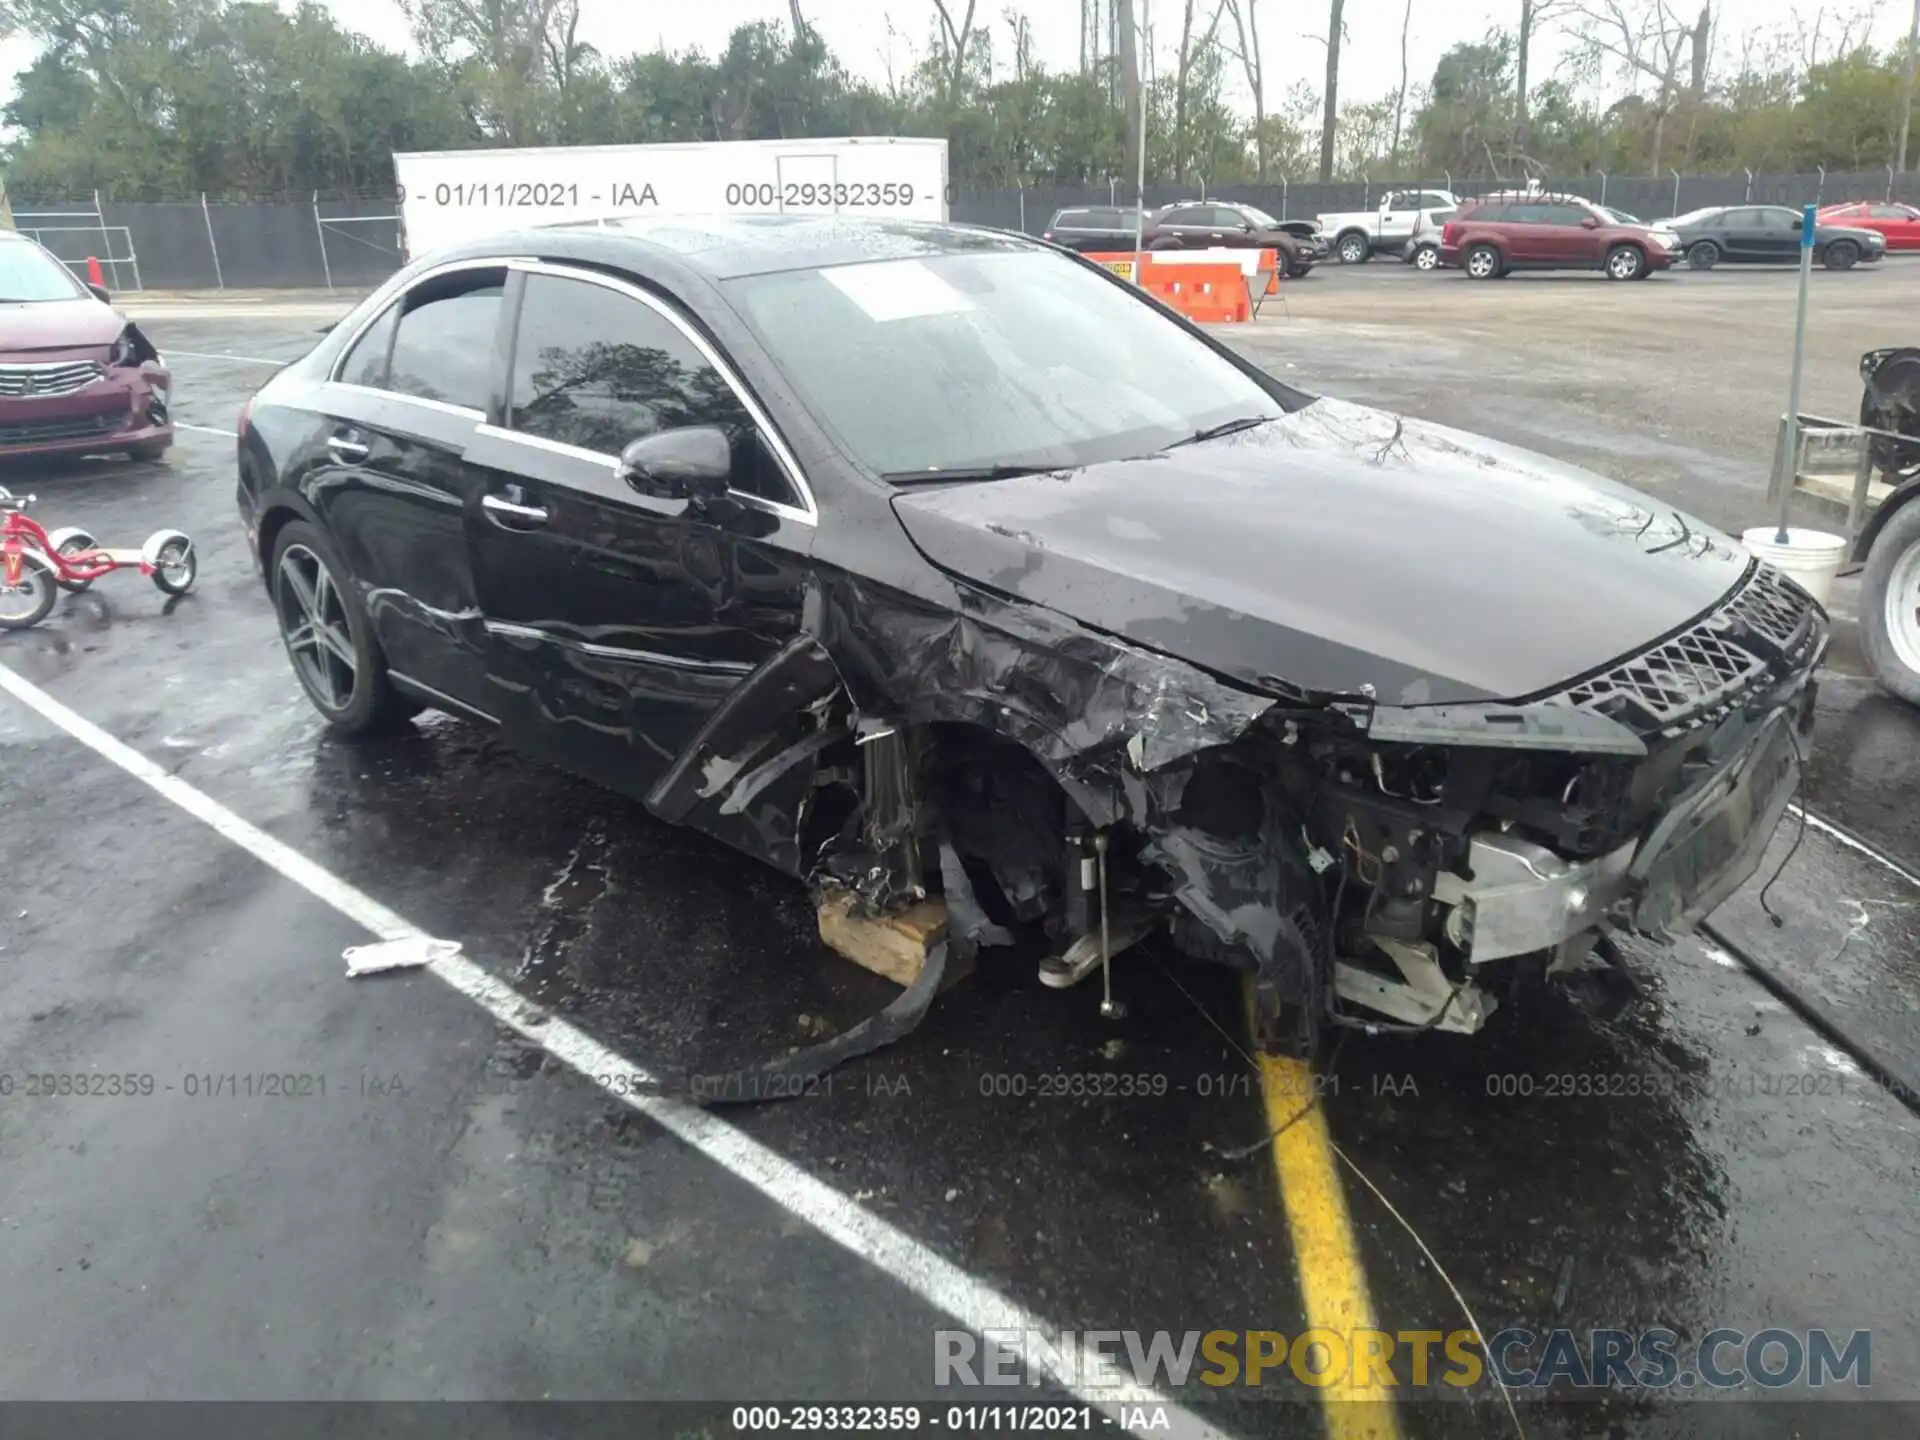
[1141,262,1249,323]
[1081,251,1267,320]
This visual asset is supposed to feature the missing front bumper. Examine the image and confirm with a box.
[1433,713,1801,966]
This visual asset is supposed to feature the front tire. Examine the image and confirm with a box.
[1464,244,1502,280]
[1687,240,1720,270]
[1860,501,1920,707]
[1605,244,1645,281]
[269,521,421,734]
[0,556,57,630]
[1823,240,1860,271]
[1337,231,1370,264]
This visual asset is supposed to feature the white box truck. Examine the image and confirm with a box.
[392,136,950,261]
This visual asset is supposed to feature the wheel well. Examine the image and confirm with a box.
[256,505,300,573]
[1337,228,1369,247]
[1854,479,1920,564]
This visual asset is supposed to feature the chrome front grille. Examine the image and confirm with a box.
[0,361,106,398]
[1559,563,1822,731]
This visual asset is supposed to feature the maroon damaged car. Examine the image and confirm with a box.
[0,231,172,463]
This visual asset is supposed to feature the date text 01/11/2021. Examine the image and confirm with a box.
[417,180,921,209]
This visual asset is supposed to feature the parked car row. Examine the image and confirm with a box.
[1048,191,1902,285]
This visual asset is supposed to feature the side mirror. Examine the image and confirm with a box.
[618,426,733,504]
[1580,216,1601,229]
[87,282,110,303]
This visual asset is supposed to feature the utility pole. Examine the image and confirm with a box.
[1900,0,1920,173]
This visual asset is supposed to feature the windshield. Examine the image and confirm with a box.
[0,241,85,303]
[1667,207,1720,227]
[727,250,1290,478]
[1236,203,1281,227]
[1597,206,1643,224]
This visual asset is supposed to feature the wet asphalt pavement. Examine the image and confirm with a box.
[1,277,1918,1438]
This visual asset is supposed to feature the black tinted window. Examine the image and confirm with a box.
[388,273,503,411]
[1053,210,1092,226]
[509,272,797,507]
[1503,204,1551,224]
[337,303,397,388]
[1539,204,1590,226]
[1466,203,1508,222]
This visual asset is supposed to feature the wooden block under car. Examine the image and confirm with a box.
[816,889,973,990]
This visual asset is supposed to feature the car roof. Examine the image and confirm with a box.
[421,213,1045,282]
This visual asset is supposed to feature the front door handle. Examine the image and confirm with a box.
[325,433,369,462]
[482,492,550,527]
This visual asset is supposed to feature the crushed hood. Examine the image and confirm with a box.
[889,397,1752,706]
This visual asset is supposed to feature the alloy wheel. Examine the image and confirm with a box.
[1886,539,1920,679]
[1608,248,1641,280]
[1414,247,1439,270]
[1339,235,1367,264]
[275,543,358,712]
[1466,248,1497,278]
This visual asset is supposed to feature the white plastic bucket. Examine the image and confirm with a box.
[1740,526,1848,607]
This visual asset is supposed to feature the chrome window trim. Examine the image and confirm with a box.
[321,380,484,422]
[324,255,533,389]
[484,620,755,674]
[503,257,819,528]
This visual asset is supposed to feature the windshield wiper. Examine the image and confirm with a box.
[1168,414,1282,449]
[883,463,1065,486]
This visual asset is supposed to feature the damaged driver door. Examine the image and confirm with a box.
[461,261,816,809]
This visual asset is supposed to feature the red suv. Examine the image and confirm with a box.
[1439,193,1679,281]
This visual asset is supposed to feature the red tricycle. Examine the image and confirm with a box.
[0,486,196,630]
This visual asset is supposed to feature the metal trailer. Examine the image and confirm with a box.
[1769,346,1920,704]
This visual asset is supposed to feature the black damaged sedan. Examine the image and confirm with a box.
[236,215,1824,1055]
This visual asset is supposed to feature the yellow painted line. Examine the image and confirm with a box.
[1257,1041,1403,1440]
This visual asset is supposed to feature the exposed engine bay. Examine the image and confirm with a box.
[650,556,1827,1061]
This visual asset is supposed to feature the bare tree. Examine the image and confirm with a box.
[1687,1,1711,97]
[1173,0,1228,184]
[930,0,977,105]
[789,0,808,39]
[1318,0,1344,181]
[1222,0,1267,178]
[1390,0,1413,168]
[1901,0,1920,172]
[1117,0,1144,194]
[1516,0,1570,150]
[1567,0,1697,176]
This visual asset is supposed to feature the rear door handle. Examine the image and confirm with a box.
[482,492,550,527]
[325,433,369,462]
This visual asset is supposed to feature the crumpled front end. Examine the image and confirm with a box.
[647,552,1824,1062]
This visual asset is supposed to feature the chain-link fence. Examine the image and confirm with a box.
[10,167,1916,289]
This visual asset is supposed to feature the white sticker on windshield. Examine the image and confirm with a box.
[823,260,975,322]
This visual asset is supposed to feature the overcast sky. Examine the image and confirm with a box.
[1,0,1907,121]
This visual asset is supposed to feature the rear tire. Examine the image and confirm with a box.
[1860,501,1920,707]
[1605,244,1645,281]
[1337,231,1370,264]
[50,529,98,593]
[1823,239,1860,271]
[1411,244,1440,271]
[1687,240,1720,270]
[269,521,421,735]
[1464,244,1501,280]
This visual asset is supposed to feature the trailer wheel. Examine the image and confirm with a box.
[1860,499,1920,707]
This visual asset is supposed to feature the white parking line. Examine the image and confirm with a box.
[0,659,1232,1440]
[176,423,238,437]
[1791,804,1920,890]
[165,349,289,365]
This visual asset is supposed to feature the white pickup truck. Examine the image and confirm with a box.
[1316,189,1461,264]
